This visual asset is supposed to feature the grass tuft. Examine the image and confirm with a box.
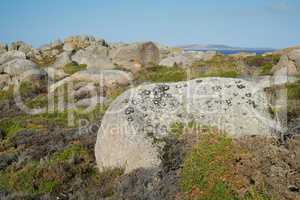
[63,62,87,75]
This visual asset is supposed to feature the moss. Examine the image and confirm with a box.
[243,188,270,200]
[0,120,24,139]
[0,144,92,196]
[26,94,48,109]
[180,131,272,200]
[19,81,36,97]
[38,180,59,194]
[136,65,187,83]
[170,122,185,138]
[63,62,87,75]
[73,104,107,125]
[181,133,236,199]
[191,55,241,78]
[0,85,15,102]
[199,70,240,78]
[259,63,273,75]
[287,81,300,99]
[192,55,238,68]
[50,144,90,164]
[91,167,125,198]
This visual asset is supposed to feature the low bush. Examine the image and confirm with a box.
[63,62,87,75]
[136,65,187,82]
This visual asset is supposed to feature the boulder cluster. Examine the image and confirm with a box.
[0,35,219,90]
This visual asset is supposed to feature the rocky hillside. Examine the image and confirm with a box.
[0,35,299,200]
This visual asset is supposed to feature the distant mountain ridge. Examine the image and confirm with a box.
[176,44,275,51]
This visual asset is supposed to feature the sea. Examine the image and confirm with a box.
[185,49,274,55]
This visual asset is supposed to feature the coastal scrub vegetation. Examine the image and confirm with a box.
[136,65,187,82]
[0,143,124,198]
[63,62,87,75]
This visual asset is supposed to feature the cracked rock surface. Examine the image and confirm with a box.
[95,77,277,173]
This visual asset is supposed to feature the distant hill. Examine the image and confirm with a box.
[176,44,275,51]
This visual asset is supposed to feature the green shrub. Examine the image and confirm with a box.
[287,81,300,99]
[0,120,24,139]
[136,65,187,82]
[259,63,273,75]
[181,133,237,200]
[26,95,48,109]
[0,144,91,196]
[191,55,241,78]
[63,62,87,75]
[50,144,90,164]
[0,87,13,102]
[245,54,280,67]
[199,70,240,78]
[170,122,185,138]
[180,131,272,200]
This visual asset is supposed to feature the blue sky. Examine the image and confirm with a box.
[0,0,299,48]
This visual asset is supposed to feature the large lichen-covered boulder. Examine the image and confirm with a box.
[112,42,159,69]
[95,78,277,173]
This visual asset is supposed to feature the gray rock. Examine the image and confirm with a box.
[288,49,300,69]
[45,67,68,81]
[0,58,40,76]
[0,50,26,65]
[71,45,115,69]
[63,35,106,51]
[159,51,217,68]
[95,78,277,173]
[0,74,11,90]
[63,43,75,52]
[39,39,63,52]
[8,41,33,55]
[75,96,106,108]
[271,55,299,76]
[159,54,190,67]
[50,68,132,93]
[0,43,7,55]
[112,42,159,69]
[49,52,72,69]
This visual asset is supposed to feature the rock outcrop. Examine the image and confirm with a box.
[271,55,299,76]
[0,50,26,65]
[159,51,216,67]
[8,41,33,56]
[63,35,106,51]
[72,45,115,69]
[112,42,159,69]
[0,58,40,76]
[159,54,189,67]
[48,52,72,69]
[288,49,300,69]
[95,78,277,173]
[0,43,7,55]
[50,68,132,93]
